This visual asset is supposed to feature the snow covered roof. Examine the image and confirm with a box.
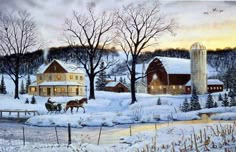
[148,56,191,74]
[185,79,223,86]
[29,82,37,87]
[39,81,82,86]
[37,59,84,74]
[105,81,127,87]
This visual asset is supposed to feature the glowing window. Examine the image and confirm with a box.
[159,86,162,89]
[179,86,182,89]
[173,86,175,89]
[31,87,36,92]
[214,87,216,90]
[61,88,65,92]
[54,88,57,92]
[57,75,61,80]
[187,88,190,91]
[70,75,73,80]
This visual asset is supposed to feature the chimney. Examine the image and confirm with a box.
[43,48,49,65]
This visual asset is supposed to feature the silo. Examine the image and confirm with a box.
[190,42,207,94]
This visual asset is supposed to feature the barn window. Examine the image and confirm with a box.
[214,87,216,90]
[159,86,162,89]
[187,88,190,91]
[153,74,158,80]
[54,88,57,92]
[61,88,65,92]
[220,87,222,90]
[210,87,212,90]
[173,86,176,89]
[217,87,219,90]
[208,87,210,90]
[179,86,182,89]
[57,75,61,80]
[151,85,154,89]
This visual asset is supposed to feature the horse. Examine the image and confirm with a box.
[45,102,62,114]
[65,98,88,114]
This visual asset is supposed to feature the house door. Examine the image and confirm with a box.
[47,88,51,96]
[76,88,79,95]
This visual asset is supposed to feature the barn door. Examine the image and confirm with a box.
[47,88,51,96]
[76,88,79,95]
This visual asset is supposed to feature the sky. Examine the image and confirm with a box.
[1,0,236,50]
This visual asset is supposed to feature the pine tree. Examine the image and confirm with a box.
[25,98,29,104]
[157,97,161,105]
[114,76,117,82]
[222,93,229,107]
[181,98,189,112]
[228,89,234,97]
[31,95,36,104]
[0,74,6,94]
[190,85,201,111]
[229,96,236,107]
[119,77,123,83]
[25,74,31,93]
[95,62,107,91]
[123,78,127,84]
[205,94,214,108]
[218,93,223,101]
[214,102,218,108]
[20,80,26,94]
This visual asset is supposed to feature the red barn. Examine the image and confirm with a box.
[104,82,129,93]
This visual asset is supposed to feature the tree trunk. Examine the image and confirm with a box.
[14,79,19,99]
[89,74,95,100]
[130,62,137,104]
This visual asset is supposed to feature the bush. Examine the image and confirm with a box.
[157,97,161,105]
[25,98,29,104]
[31,95,36,104]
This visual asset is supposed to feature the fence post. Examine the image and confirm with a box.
[55,126,59,144]
[22,127,25,146]
[129,125,132,136]
[68,123,71,145]
[97,126,102,145]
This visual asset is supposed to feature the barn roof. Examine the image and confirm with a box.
[147,56,191,74]
[185,79,223,86]
[37,59,84,74]
[105,81,128,88]
[39,81,82,86]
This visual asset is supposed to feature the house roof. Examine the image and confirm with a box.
[39,81,82,86]
[147,56,191,74]
[29,82,37,87]
[37,59,84,74]
[185,79,224,86]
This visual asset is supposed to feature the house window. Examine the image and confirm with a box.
[69,88,72,92]
[70,75,73,80]
[217,87,219,90]
[179,85,182,89]
[80,76,83,81]
[210,87,212,90]
[31,87,36,92]
[57,75,61,80]
[220,87,222,90]
[61,88,65,92]
[75,76,78,80]
[214,87,216,90]
[39,75,42,80]
[159,86,162,89]
[187,88,190,91]
[54,88,57,92]
[173,86,175,89]
[49,75,52,81]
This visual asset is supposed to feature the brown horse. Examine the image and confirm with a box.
[65,98,88,113]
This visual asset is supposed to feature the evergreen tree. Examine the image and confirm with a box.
[157,97,161,105]
[25,74,31,93]
[114,76,117,82]
[181,98,189,112]
[228,89,234,97]
[95,62,107,91]
[218,93,223,101]
[25,98,29,104]
[189,85,201,111]
[20,80,26,94]
[229,96,236,107]
[214,102,218,108]
[123,78,127,84]
[119,77,123,83]
[205,93,214,108]
[0,74,6,94]
[31,95,36,104]
[222,93,229,107]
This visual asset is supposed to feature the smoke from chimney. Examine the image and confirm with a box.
[43,48,49,64]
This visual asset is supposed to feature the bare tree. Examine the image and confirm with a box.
[116,2,175,104]
[0,11,37,99]
[65,4,117,99]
